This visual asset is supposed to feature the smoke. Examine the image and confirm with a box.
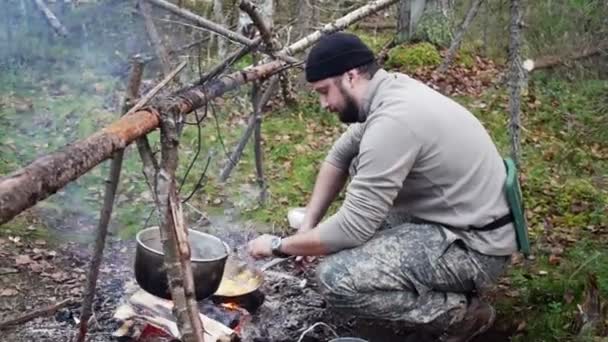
[0,0,159,241]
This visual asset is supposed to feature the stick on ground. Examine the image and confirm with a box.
[0,299,74,330]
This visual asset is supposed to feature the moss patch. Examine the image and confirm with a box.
[386,42,441,71]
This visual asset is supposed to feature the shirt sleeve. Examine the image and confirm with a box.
[316,113,422,252]
[324,123,364,171]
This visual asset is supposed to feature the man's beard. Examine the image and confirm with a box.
[337,84,360,124]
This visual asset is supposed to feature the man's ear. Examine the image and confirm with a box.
[345,70,357,87]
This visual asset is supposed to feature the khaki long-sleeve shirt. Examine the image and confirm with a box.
[315,69,517,256]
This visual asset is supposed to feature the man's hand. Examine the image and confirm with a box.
[247,234,276,259]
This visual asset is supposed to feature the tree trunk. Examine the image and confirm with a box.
[295,0,315,41]
[438,0,484,72]
[396,0,411,44]
[213,0,227,59]
[507,0,524,164]
[140,0,175,79]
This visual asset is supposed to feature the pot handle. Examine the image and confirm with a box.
[296,322,339,342]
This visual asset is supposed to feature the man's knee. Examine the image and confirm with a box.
[316,255,357,302]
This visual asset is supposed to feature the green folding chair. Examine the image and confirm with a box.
[504,158,531,256]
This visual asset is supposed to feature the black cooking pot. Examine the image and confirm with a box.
[135,226,229,300]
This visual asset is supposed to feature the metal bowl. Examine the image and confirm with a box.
[135,226,229,300]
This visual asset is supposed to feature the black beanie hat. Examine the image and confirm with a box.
[305,32,375,82]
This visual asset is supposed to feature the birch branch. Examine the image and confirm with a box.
[146,0,254,47]
[239,0,274,49]
[33,0,68,37]
[280,0,400,57]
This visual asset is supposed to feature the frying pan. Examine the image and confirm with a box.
[213,254,264,298]
[213,254,293,300]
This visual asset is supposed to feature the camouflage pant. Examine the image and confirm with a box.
[315,219,509,331]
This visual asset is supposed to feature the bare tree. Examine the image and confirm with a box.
[507,0,524,163]
[438,0,485,72]
[396,0,411,44]
[213,0,227,58]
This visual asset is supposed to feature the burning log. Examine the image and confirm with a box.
[0,0,401,224]
[33,0,68,37]
[114,290,238,341]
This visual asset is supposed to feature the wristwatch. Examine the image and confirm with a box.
[270,236,289,258]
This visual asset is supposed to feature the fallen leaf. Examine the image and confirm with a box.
[0,289,18,297]
[550,246,564,256]
[29,262,44,273]
[548,254,561,266]
[48,271,69,282]
[15,254,32,266]
[511,252,524,266]
[516,320,527,332]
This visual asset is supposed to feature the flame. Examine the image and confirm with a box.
[220,302,241,311]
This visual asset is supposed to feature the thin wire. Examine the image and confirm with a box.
[296,322,339,342]
[181,153,212,204]
[210,99,234,163]
[178,108,203,194]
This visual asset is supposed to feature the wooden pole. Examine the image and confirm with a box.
[74,57,144,342]
[155,110,206,342]
[218,76,279,181]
